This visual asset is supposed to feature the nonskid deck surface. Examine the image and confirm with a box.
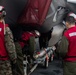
[31,59,63,75]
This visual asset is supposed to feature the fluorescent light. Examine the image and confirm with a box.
[67,0,76,3]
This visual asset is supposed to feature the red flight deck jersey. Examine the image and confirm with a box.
[64,26,76,62]
[19,31,35,48]
[0,22,9,60]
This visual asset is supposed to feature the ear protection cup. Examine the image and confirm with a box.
[0,6,6,18]
[1,10,6,17]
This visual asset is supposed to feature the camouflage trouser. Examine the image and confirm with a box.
[12,42,24,75]
[63,61,76,75]
[0,60,13,75]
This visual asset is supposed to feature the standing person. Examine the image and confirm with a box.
[56,16,76,75]
[0,6,17,75]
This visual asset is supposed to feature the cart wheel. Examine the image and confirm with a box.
[44,58,49,68]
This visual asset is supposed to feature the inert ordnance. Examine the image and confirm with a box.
[33,46,56,59]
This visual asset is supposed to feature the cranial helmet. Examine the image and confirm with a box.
[0,6,6,18]
[68,12,76,20]
[34,30,40,36]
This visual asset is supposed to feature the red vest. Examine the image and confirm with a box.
[64,26,76,61]
[0,22,9,60]
[19,32,35,48]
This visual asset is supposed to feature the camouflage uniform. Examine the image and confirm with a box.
[5,27,17,61]
[0,60,12,75]
[13,42,24,75]
[0,26,17,75]
[56,36,76,75]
